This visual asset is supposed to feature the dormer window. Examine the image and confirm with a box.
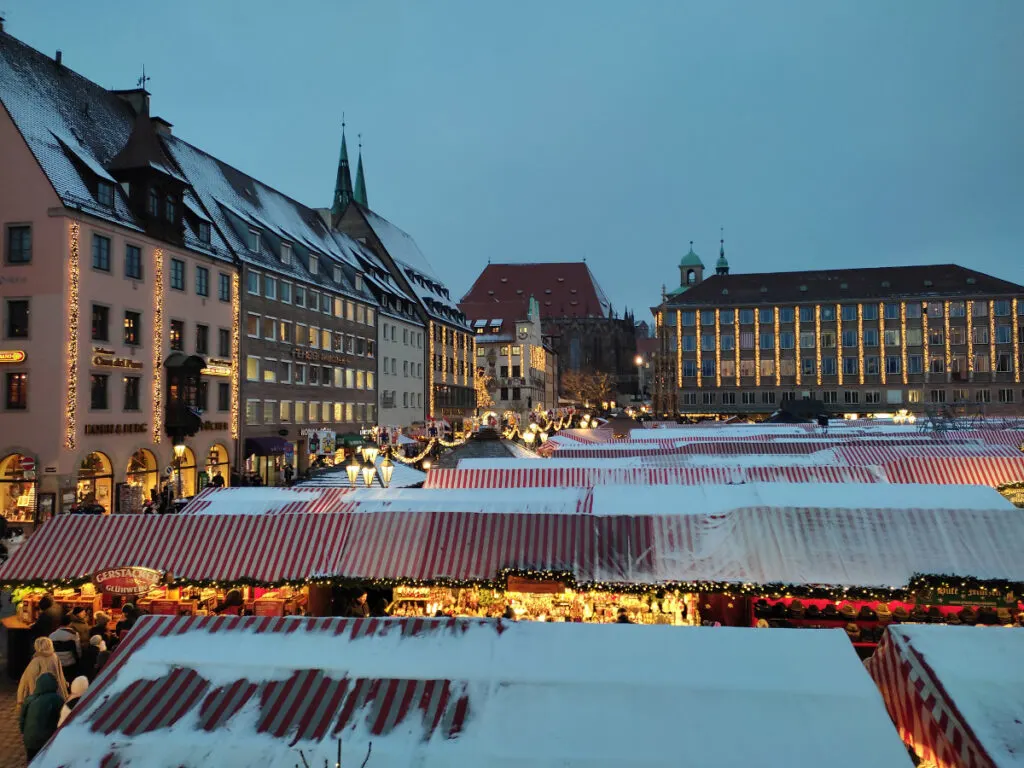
[333,265,342,283]
[198,222,211,244]
[354,274,363,291]
[281,242,292,265]
[97,181,114,207]
[248,229,261,252]
[165,195,176,222]
[148,188,159,216]
[309,254,319,275]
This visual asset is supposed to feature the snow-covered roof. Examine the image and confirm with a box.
[42,616,911,767]
[295,459,426,490]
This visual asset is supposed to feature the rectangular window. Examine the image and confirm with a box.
[682,335,696,352]
[884,329,901,347]
[280,401,292,422]
[218,328,230,358]
[862,304,878,321]
[905,328,923,346]
[295,401,306,424]
[90,373,109,409]
[219,273,231,302]
[865,356,879,375]
[952,388,969,402]
[123,376,140,411]
[741,392,756,405]
[740,332,755,350]
[841,305,857,322]
[740,359,756,377]
[907,355,924,374]
[198,222,211,244]
[247,313,260,338]
[972,326,989,344]
[756,308,771,324]
[167,320,184,351]
[195,324,209,355]
[865,391,881,404]
[996,325,1012,344]
[884,303,900,320]
[279,320,292,344]
[948,301,965,318]
[821,357,837,375]
[863,329,879,347]
[309,401,320,422]
[263,274,276,300]
[780,359,796,377]
[799,332,816,349]
[701,334,715,352]
[779,332,795,349]
[308,326,319,348]
[929,328,944,346]
[761,391,776,404]
[279,281,292,303]
[996,352,1012,373]
[92,234,111,271]
[975,389,991,403]
[842,330,857,348]
[5,299,29,339]
[125,245,142,279]
[280,361,292,384]
[309,366,319,385]
[760,333,774,350]
[926,301,944,318]
[739,309,755,325]
[820,306,835,322]
[246,356,260,381]
[885,355,902,375]
[5,372,27,410]
[682,360,697,378]
[263,400,276,424]
[760,359,775,377]
[801,358,816,375]
[123,311,141,345]
[262,317,275,340]
[721,334,735,351]
[799,306,814,323]
[973,301,988,317]
[821,391,837,404]
[294,285,306,308]
[195,266,209,297]
[820,332,836,349]
[196,381,209,412]
[700,310,715,326]
[309,291,320,314]
[247,270,260,295]
[904,303,921,319]
[170,258,185,290]
[218,382,230,411]
[844,390,859,404]
[998,388,1015,403]
[930,355,945,374]
[322,294,332,315]
[263,359,277,383]
[246,399,260,425]
[721,359,736,378]
[295,364,306,385]
[309,254,319,275]
[949,326,965,345]
[994,300,1011,317]
[842,356,858,375]
[6,225,31,264]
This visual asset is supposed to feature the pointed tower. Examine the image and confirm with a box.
[331,120,353,220]
[354,135,368,207]
[716,230,730,275]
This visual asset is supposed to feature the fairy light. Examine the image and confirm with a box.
[794,307,801,386]
[857,303,864,385]
[733,309,740,386]
[231,272,241,440]
[441,325,448,384]
[428,321,435,417]
[695,311,702,388]
[152,248,164,444]
[915,302,923,384]
[943,301,951,381]
[463,331,468,386]
[814,305,822,386]
[714,309,721,387]
[1013,299,1020,383]
[878,302,886,385]
[967,301,974,378]
[988,300,996,378]
[675,310,682,389]
[773,306,781,386]
[64,222,80,450]
[835,303,843,386]
[753,309,761,386]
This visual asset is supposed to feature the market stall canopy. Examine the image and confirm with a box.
[38,616,912,767]
[337,432,364,447]
[293,458,425,489]
[243,436,290,456]
[866,625,1024,767]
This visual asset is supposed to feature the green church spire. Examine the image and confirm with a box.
[331,118,353,219]
[354,134,368,208]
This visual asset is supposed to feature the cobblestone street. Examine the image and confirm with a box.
[0,610,28,768]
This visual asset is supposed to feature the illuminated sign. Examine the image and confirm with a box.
[93,567,164,596]
[0,350,26,363]
[84,423,148,435]
[92,352,143,370]
[201,358,232,377]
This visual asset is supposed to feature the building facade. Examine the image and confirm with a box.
[652,253,1024,416]
[0,31,236,520]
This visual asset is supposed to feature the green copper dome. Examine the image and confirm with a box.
[679,246,704,268]
[716,253,729,268]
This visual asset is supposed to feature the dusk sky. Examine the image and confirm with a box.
[9,1,1024,319]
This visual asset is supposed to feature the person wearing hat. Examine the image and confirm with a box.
[876,604,892,625]
[82,635,110,681]
[17,637,69,715]
[788,600,806,620]
[58,675,89,726]
[893,605,909,622]
[839,603,856,621]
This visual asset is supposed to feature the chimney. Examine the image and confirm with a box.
[152,116,173,136]
[55,50,62,66]
[0,16,5,33]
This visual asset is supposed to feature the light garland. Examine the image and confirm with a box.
[857,303,864,385]
[967,301,974,378]
[773,307,781,386]
[695,311,702,388]
[794,307,801,386]
[944,301,951,381]
[231,273,241,440]
[714,309,721,387]
[835,303,843,386]
[152,248,165,444]
[463,331,469,386]
[753,309,761,387]
[428,321,435,417]
[1013,298,1020,383]
[734,309,740,387]
[441,325,447,384]
[921,303,928,383]
[878,302,886,385]
[675,310,682,389]
[988,300,996,379]
[64,222,80,450]
[814,304,822,386]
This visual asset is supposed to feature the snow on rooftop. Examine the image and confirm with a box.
[294,459,426,489]
[41,616,911,767]
[328,487,591,515]
[362,207,439,278]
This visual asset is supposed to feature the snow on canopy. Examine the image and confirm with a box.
[41,616,911,768]
[867,626,1024,768]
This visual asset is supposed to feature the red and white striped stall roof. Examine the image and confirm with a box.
[182,487,353,515]
[883,456,1024,486]
[424,465,882,489]
[837,444,1024,465]
[867,626,1024,768]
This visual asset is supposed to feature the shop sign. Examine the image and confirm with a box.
[93,567,164,596]
[199,421,229,431]
[913,584,1017,608]
[290,347,349,365]
[506,576,566,595]
[92,349,144,370]
[201,359,232,377]
[0,350,26,363]
[84,423,148,435]
[44,466,58,474]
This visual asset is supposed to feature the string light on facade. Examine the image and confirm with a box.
[1013,298,1020,383]
[913,302,921,385]
[441,325,448,384]
[231,272,241,440]
[814,304,822,386]
[857,303,864,385]
[878,302,886,385]
[988,300,996,378]
[734,310,740,387]
[152,248,165,444]
[773,306,781,386]
[943,301,951,380]
[695,311,702,388]
[428,321,435,417]
[966,301,974,376]
[64,221,81,450]
[675,310,682,389]
[714,309,721,387]
[835,303,843,386]
[753,309,761,387]
[794,306,801,386]
[463,332,469,386]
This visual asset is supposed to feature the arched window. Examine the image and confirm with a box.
[77,452,113,513]
[687,269,696,285]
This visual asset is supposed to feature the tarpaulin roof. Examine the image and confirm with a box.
[867,626,1024,768]
[40,616,912,767]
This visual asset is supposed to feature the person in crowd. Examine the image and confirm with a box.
[211,471,225,488]
[32,594,64,639]
[283,464,294,486]
[49,614,81,680]
[89,611,111,642]
[82,635,109,680]
[20,673,64,761]
[58,675,89,726]
[350,592,370,618]
[17,638,69,715]
[68,606,90,647]
[115,603,139,639]
[214,589,244,616]
[615,607,633,624]
[502,605,517,621]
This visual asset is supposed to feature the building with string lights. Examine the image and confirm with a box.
[651,241,1024,417]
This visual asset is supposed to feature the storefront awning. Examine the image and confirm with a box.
[244,437,290,456]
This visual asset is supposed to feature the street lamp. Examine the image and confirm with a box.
[173,441,186,498]
[539,431,549,443]
[523,430,535,445]
[379,455,394,488]
[635,355,644,400]
[346,454,360,486]
[421,459,432,472]
[363,445,380,465]
[362,461,377,488]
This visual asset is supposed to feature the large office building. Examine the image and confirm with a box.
[651,245,1024,416]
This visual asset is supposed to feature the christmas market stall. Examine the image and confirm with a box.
[866,625,1024,768]
[36,615,913,767]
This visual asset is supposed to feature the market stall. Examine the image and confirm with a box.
[866,625,1024,767]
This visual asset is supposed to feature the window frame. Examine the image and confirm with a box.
[124,244,143,280]
[91,233,111,272]
[123,310,142,346]
[169,258,186,291]
[5,224,32,264]
[195,266,210,297]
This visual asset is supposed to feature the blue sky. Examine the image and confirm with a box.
[8,1,1024,320]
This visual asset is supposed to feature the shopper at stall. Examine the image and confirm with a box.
[17,638,68,714]
[58,676,89,726]
[20,673,64,761]
[214,589,244,616]
[32,594,65,639]
[616,608,633,624]
[351,592,370,618]
[82,635,109,680]
[49,614,81,680]
[68,606,90,647]
[211,471,226,488]
[115,603,139,639]
[89,611,112,643]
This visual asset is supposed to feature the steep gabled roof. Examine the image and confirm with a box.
[460,262,612,320]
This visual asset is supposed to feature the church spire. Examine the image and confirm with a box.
[331,117,353,219]
[715,226,730,275]
[354,133,368,208]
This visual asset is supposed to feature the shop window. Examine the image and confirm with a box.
[5,372,27,410]
[171,445,196,498]
[0,453,37,522]
[205,444,230,488]
[124,449,157,512]
[170,319,184,351]
[77,452,113,513]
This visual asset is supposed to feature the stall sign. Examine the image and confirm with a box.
[0,350,26,363]
[506,576,566,594]
[93,567,164,596]
[253,600,286,617]
[148,600,180,616]
[913,584,1017,608]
